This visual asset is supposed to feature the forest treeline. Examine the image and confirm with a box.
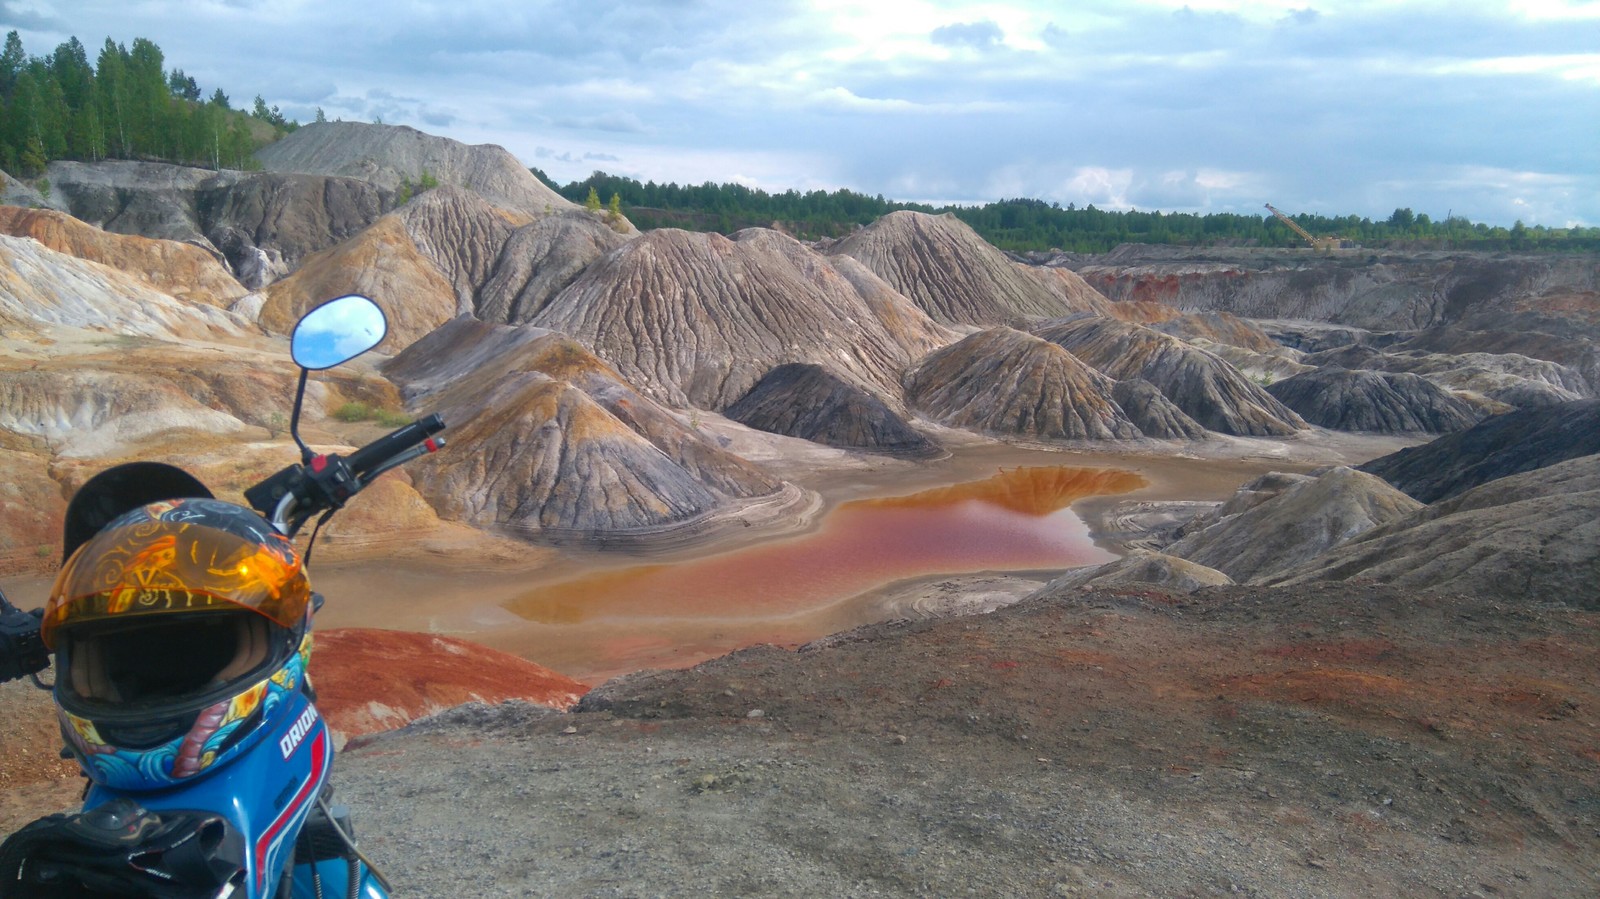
[0,31,296,177]
[540,170,1600,254]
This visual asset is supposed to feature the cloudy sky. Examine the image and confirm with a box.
[6,0,1597,226]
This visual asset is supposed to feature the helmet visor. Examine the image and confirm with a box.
[44,514,309,648]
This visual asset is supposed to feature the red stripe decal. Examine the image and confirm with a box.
[254,729,329,889]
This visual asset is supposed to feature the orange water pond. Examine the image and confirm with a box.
[493,466,1145,680]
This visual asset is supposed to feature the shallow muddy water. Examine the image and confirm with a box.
[493,466,1144,680]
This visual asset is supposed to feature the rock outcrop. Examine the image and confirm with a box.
[0,449,65,574]
[476,211,632,325]
[1358,399,1600,503]
[725,363,940,457]
[44,160,393,285]
[1164,467,1422,582]
[255,122,581,221]
[387,318,791,541]
[1,169,62,210]
[831,211,1110,326]
[904,328,1142,441]
[531,227,953,409]
[1274,453,1600,608]
[1032,316,1306,436]
[195,173,391,287]
[1265,368,1482,433]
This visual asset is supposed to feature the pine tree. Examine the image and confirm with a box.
[585,186,601,212]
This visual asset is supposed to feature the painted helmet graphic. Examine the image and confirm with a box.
[44,499,314,791]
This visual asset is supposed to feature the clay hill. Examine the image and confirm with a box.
[384,318,799,542]
[255,121,580,220]
[1358,399,1600,502]
[1032,315,1307,436]
[724,363,940,457]
[903,327,1142,441]
[1265,368,1482,433]
[831,211,1110,325]
[527,227,952,409]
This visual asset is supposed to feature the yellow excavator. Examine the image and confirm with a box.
[1264,203,1353,250]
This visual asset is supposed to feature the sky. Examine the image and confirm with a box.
[5,0,1598,227]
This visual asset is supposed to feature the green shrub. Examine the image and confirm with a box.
[333,401,411,427]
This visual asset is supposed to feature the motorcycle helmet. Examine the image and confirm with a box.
[43,499,314,791]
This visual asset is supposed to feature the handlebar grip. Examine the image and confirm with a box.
[342,413,446,478]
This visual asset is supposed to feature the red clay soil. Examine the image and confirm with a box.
[309,628,588,740]
[0,627,588,832]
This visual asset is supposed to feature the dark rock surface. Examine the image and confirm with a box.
[196,173,390,287]
[1266,368,1481,433]
[1032,316,1306,436]
[1358,399,1600,502]
[725,363,940,457]
[44,160,392,285]
[1110,378,1207,439]
[532,227,953,409]
[904,328,1142,441]
[832,211,1110,326]
[476,211,632,325]
[1060,245,1600,336]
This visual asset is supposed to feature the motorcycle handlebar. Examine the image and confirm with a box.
[0,593,48,683]
[343,413,447,480]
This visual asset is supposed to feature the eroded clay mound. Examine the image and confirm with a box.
[1165,467,1422,583]
[532,227,951,409]
[1040,549,1234,594]
[726,363,940,457]
[0,207,247,308]
[310,628,588,740]
[0,234,253,341]
[477,211,632,325]
[1110,379,1206,439]
[1266,368,1481,433]
[905,328,1141,441]
[1358,399,1600,503]
[258,218,452,352]
[832,211,1108,325]
[389,318,786,540]
[1274,453,1600,608]
[255,121,578,220]
[1032,316,1306,437]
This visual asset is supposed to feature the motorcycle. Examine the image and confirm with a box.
[0,294,445,897]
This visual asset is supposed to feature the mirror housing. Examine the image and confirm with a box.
[290,295,388,371]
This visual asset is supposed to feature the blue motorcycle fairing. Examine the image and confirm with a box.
[85,693,332,897]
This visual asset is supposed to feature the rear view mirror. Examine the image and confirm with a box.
[291,295,388,370]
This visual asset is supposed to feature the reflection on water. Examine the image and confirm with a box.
[501,467,1144,679]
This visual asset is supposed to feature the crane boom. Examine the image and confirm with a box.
[1264,203,1317,245]
[1264,203,1348,250]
